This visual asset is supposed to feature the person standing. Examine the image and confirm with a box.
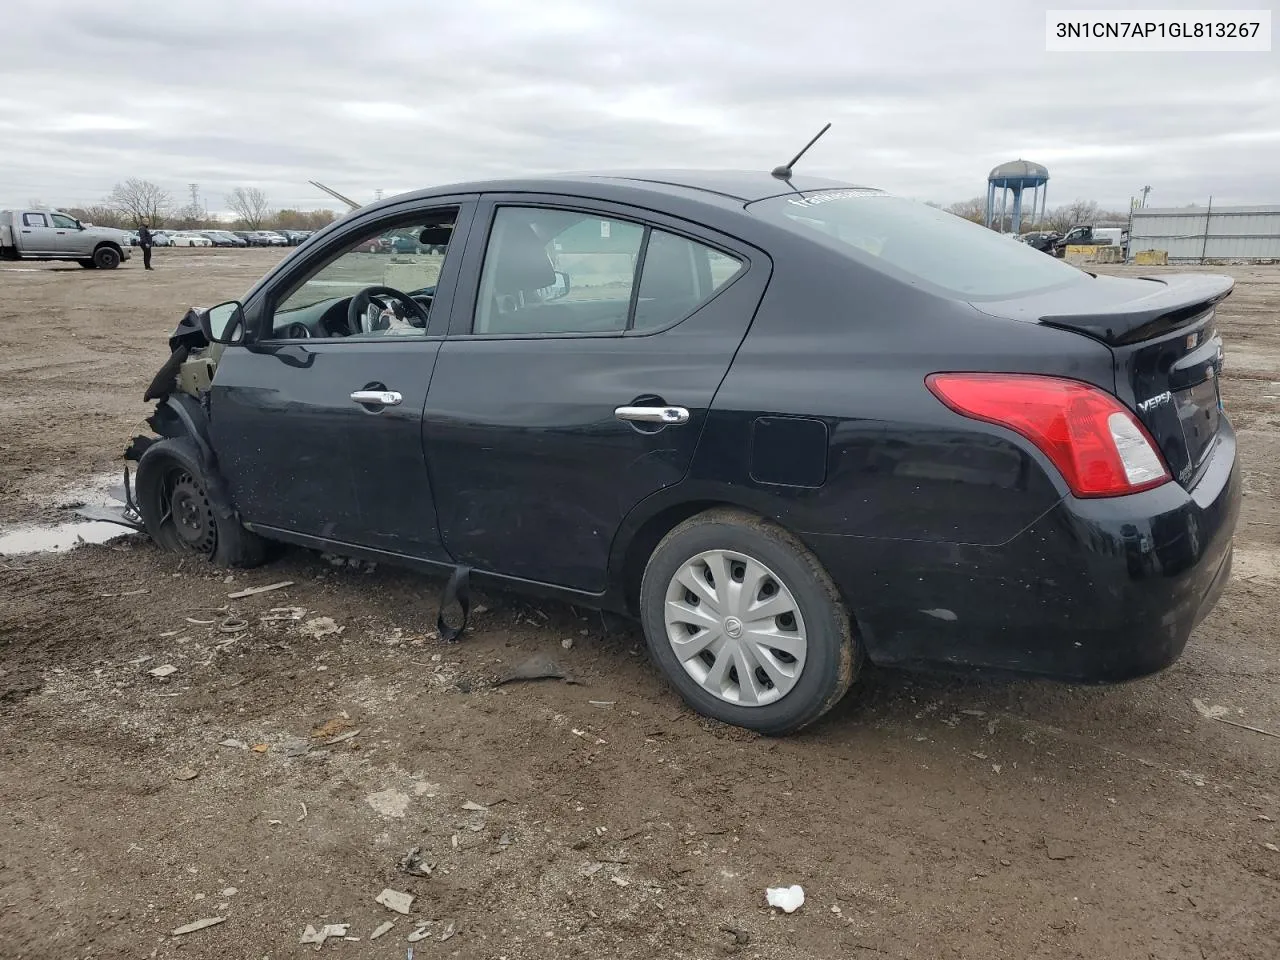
[138,219,155,270]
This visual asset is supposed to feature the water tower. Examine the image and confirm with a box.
[986,159,1049,234]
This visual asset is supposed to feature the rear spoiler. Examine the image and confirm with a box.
[1039,274,1234,346]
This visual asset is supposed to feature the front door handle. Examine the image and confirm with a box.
[350,390,402,407]
[614,405,690,425]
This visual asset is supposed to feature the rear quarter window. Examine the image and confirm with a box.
[748,190,1087,301]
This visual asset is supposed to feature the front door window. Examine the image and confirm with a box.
[268,212,459,340]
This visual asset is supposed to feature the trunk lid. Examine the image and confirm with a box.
[973,272,1234,489]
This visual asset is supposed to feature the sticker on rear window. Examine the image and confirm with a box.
[786,188,884,208]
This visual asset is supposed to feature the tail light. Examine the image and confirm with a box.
[925,373,1170,498]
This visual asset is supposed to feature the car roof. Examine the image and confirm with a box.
[383,169,871,212]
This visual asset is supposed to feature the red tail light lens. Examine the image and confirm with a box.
[925,373,1171,498]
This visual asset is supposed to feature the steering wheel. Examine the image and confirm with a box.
[347,285,430,334]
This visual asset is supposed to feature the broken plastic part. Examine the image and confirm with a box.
[766,884,805,913]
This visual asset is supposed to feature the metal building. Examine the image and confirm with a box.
[985,160,1049,234]
[1127,203,1280,262]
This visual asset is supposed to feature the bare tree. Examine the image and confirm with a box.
[1045,199,1101,234]
[107,179,173,226]
[945,196,987,224]
[227,187,272,230]
[270,208,339,231]
[64,204,127,229]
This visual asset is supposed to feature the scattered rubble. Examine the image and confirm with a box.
[227,580,294,599]
[375,888,414,914]
[366,788,411,819]
[369,920,395,940]
[300,616,342,638]
[260,606,307,622]
[300,923,350,946]
[172,916,225,936]
[1045,838,1075,861]
[147,664,178,678]
[397,846,434,878]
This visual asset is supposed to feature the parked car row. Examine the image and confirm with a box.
[125,229,316,248]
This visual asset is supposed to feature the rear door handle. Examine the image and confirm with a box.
[350,390,402,407]
[614,405,690,425]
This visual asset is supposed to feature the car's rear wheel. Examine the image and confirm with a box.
[135,437,267,568]
[93,245,121,269]
[639,508,860,735]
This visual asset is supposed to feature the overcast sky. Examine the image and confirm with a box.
[1,0,1274,216]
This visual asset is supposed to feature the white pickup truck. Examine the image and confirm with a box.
[0,208,134,269]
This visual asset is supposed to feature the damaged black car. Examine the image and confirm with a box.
[122,170,1240,735]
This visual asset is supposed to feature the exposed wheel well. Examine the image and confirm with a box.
[619,500,740,615]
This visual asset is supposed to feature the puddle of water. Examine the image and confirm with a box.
[0,470,142,556]
[0,520,132,556]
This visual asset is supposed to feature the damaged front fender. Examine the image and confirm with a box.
[126,398,236,523]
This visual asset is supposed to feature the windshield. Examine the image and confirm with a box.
[748,190,1087,300]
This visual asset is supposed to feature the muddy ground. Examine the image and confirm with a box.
[1,248,1278,960]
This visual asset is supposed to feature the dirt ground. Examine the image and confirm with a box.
[1,248,1278,960]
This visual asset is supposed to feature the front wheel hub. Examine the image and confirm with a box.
[169,472,216,555]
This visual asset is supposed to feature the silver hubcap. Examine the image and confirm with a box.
[663,549,807,707]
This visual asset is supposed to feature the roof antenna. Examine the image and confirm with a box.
[771,122,832,180]
[309,179,362,212]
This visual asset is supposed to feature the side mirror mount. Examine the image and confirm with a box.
[76,220,85,230]
[200,300,247,345]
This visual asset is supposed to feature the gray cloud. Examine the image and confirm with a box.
[1,0,1274,215]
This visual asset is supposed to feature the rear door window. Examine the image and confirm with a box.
[472,206,744,336]
[748,190,1086,300]
[632,230,743,331]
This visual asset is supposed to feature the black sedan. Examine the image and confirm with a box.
[1020,230,1061,253]
[125,170,1240,735]
[201,230,248,247]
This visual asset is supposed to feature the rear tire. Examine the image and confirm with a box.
[93,246,121,269]
[639,508,860,735]
[135,437,268,568]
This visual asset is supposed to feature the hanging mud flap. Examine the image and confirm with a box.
[437,565,471,643]
[71,465,147,532]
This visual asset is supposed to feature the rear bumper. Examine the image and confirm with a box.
[807,421,1242,682]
